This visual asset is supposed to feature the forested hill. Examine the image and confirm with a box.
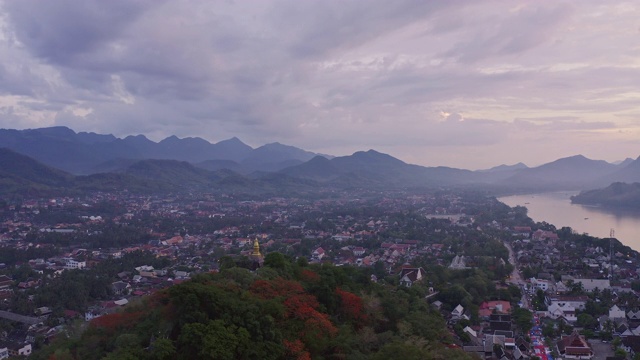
[32,254,475,360]
[571,182,640,209]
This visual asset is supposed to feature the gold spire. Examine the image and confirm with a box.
[251,238,262,257]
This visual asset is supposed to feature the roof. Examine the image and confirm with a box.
[622,336,640,352]
[399,267,425,282]
[557,331,592,355]
[478,301,511,317]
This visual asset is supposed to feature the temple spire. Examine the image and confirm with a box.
[250,237,264,270]
[251,238,262,257]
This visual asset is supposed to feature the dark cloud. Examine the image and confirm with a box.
[0,0,639,168]
[4,0,157,64]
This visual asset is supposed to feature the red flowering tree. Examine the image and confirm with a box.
[249,278,337,356]
[283,339,311,360]
[335,288,367,327]
[90,311,143,332]
[300,269,320,283]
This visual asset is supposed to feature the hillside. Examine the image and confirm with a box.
[0,150,323,196]
[0,148,73,186]
[30,258,475,360]
[499,155,618,191]
[122,159,220,189]
[239,142,318,172]
[0,148,74,195]
[281,150,477,188]
[571,182,640,209]
[598,156,640,185]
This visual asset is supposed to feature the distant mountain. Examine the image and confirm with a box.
[281,149,477,188]
[282,150,405,182]
[89,158,141,174]
[479,162,528,173]
[210,137,254,162]
[0,149,171,194]
[0,148,150,195]
[598,156,640,185]
[0,148,72,187]
[499,155,618,191]
[0,149,323,196]
[121,159,221,189]
[571,182,640,209]
[154,136,252,163]
[0,127,121,174]
[0,127,326,174]
[4,126,640,195]
[239,143,319,172]
[195,159,244,173]
[614,158,635,167]
[475,162,529,183]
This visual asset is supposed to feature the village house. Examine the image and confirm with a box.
[398,267,426,287]
[478,301,511,318]
[312,247,326,261]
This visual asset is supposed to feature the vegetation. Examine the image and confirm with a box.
[32,254,476,360]
[571,182,640,209]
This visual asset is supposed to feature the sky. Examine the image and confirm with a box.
[1,0,640,170]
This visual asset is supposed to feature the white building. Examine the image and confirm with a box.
[573,278,610,292]
[610,305,626,320]
[449,255,469,270]
[548,296,588,311]
[547,302,577,323]
[6,343,31,357]
[64,258,86,269]
[531,278,550,292]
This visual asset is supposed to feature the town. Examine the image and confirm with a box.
[0,188,639,359]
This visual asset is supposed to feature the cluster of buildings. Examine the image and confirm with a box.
[3,190,640,358]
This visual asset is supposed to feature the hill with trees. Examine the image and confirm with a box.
[571,182,640,209]
[32,254,476,360]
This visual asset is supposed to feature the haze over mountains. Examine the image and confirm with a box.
[1,126,640,196]
[0,126,322,175]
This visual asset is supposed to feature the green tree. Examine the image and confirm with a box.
[512,307,533,334]
[263,252,292,276]
[576,313,597,329]
[178,320,251,360]
[219,256,236,270]
[149,338,176,360]
[614,348,627,358]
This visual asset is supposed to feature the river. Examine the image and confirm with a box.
[498,192,640,251]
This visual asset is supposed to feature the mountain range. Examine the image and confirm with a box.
[1,126,640,196]
[0,126,325,175]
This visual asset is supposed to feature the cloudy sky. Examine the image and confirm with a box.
[1,1,639,169]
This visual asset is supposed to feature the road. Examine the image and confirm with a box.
[503,240,530,309]
[531,315,553,360]
[504,240,522,284]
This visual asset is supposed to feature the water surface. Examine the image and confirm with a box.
[498,192,640,251]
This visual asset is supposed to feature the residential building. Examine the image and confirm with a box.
[399,267,425,287]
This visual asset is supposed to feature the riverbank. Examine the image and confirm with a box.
[499,192,640,251]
